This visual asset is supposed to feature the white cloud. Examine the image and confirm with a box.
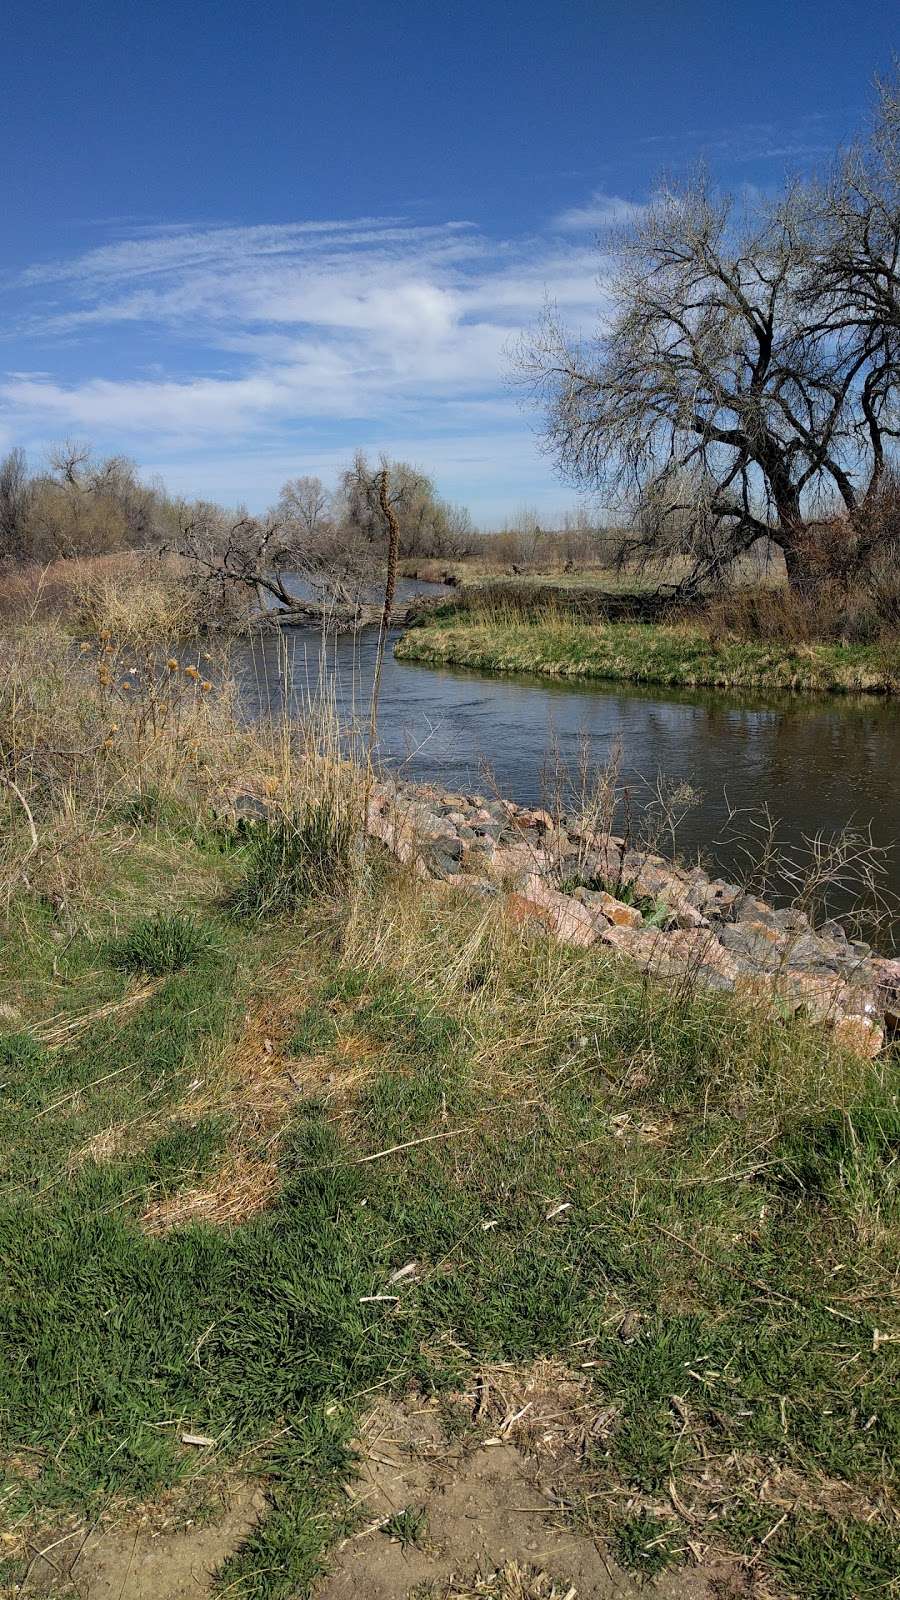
[553,191,648,232]
[1,211,614,516]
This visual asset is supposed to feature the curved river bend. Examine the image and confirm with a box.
[233,610,900,936]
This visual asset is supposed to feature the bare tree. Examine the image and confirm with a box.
[276,475,332,539]
[177,507,366,620]
[812,74,900,342]
[48,440,92,487]
[520,87,900,595]
[336,452,466,558]
[0,448,33,561]
[368,466,402,751]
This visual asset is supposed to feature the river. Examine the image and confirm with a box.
[232,597,899,937]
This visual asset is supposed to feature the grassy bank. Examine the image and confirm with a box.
[1,610,898,1598]
[396,612,900,695]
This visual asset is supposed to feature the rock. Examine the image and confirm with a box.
[450,874,500,899]
[219,788,270,822]
[489,842,539,884]
[367,806,416,865]
[782,970,879,1027]
[470,821,502,841]
[781,931,841,971]
[873,956,900,1030]
[445,810,471,829]
[361,779,892,1055]
[579,889,643,929]
[506,891,554,931]
[632,858,690,899]
[510,807,555,834]
[733,893,782,930]
[512,876,602,947]
[689,877,742,917]
[424,835,463,876]
[718,923,786,972]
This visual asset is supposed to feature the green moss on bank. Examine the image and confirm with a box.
[395,617,900,694]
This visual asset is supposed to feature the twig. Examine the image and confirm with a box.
[0,772,39,849]
[310,1125,472,1170]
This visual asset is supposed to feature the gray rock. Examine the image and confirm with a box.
[719,924,784,971]
[471,822,502,840]
[692,878,742,916]
[424,834,463,876]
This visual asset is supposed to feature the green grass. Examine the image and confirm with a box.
[109,909,219,975]
[396,615,900,694]
[614,1510,681,1576]
[230,799,355,919]
[0,822,898,1598]
[382,1505,428,1548]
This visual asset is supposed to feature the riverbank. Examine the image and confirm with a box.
[396,614,900,695]
[365,780,898,1056]
[1,615,898,1598]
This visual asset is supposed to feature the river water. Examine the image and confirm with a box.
[232,599,899,934]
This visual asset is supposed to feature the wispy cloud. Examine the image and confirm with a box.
[638,115,833,167]
[1,213,611,515]
[553,191,648,232]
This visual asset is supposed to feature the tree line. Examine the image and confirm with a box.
[0,439,622,612]
[0,444,475,568]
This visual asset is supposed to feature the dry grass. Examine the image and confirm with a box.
[700,570,900,647]
[71,551,204,644]
[141,1150,283,1233]
[437,1564,579,1600]
[132,969,384,1232]
[0,552,196,631]
[460,1358,614,1462]
[31,982,160,1050]
[0,567,368,928]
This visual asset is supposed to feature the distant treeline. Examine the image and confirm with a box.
[0,441,620,571]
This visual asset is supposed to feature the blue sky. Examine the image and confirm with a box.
[1,0,897,523]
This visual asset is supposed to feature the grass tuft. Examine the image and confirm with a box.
[614,1511,681,1576]
[109,910,218,975]
[230,800,355,919]
[382,1505,428,1548]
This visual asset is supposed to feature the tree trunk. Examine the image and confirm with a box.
[780,537,822,595]
[775,497,820,596]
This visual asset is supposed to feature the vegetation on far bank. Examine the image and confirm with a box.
[0,584,897,1599]
[396,606,900,695]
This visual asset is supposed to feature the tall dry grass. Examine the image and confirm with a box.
[700,564,900,647]
[0,572,366,919]
[0,551,205,632]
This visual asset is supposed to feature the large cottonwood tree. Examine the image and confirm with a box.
[521,78,900,593]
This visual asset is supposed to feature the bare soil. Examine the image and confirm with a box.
[317,1388,739,1600]
[15,1481,265,1599]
